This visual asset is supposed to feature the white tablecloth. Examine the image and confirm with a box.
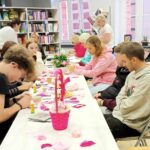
[1,76,119,150]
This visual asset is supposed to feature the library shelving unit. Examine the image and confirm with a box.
[0,7,59,53]
[0,7,28,45]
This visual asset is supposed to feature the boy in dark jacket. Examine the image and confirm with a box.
[94,45,130,110]
[94,67,129,110]
[94,45,150,111]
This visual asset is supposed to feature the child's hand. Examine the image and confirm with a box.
[96,98,104,106]
[18,94,32,109]
[67,65,75,73]
[94,93,101,99]
[18,82,33,91]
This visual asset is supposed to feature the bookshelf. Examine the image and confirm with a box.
[0,7,59,52]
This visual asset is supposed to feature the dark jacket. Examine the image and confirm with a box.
[6,82,22,99]
[98,67,130,110]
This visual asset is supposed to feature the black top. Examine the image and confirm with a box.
[0,73,9,108]
[99,67,130,99]
[0,73,17,144]
[7,82,22,98]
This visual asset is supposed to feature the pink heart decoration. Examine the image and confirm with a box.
[72,104,86,108]
[40,104,49,111]
[80,140,96,147]
[70,97,77,101]
[41,143,52,149]
[36,135,47,141]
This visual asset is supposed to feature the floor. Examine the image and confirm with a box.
[117,140,150,150]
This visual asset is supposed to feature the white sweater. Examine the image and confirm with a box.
[0,26,18,49]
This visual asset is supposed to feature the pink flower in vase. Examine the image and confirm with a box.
[61,61,67,66]
[56,53,60,56]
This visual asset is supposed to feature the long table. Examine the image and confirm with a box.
[0,75,119,150]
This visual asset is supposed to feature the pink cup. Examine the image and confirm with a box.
[50,110,70,130]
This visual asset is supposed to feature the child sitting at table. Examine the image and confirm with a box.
[73,35,117,94]
[0,44,35,143]
[30,32,46,60]
[70,33,86,58]
[26,39,46,76]
[0,41,33,99]
[26,39,44,64]
[78,32,92,66]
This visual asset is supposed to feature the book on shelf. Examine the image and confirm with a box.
[20,12,26,21]
[18,36,27,45]
[28,23,47,32]
[3,11,9,20]
[28,11,34,20]
[28,10,47,20]
[39,34,57,44]
[54,23,58,32]
[47,23,58,32]
[0,12,2,20]
[20,22,27,33]
[9,9,19,20]
[0,7,59,50]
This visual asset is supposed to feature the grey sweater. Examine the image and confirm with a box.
[113,63,150,133]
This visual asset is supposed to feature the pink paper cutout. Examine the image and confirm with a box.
[72,104,86,108]
[71,76,79,78]
[65,100,79,104]
[70,97,77,101]
[52,141,69,150]
[36,135,47,141]
[80,140,96,147]
[37,92,50,97]
[40,104,49,111]
[66,97,79,103]
[41,143,52,149]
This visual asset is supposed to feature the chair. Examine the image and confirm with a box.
[134,120,150,146]
[117,118,150,147]
[128,147,150,150]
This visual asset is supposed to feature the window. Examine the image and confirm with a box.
[52,0,91,44]
[71,0,90,33]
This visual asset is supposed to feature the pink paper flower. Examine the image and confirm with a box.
[41,143,52,149]
[61,61,67,66]
[56,53,60,56]
[80,140,96,147]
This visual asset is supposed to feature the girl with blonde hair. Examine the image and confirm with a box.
[74,35,117,94]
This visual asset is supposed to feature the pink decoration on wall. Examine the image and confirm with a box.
[126,0,132,34]
[73,23,79,29]
[83,12,89,19]
[73,13,79,20]
[83,2,88,9]
[72,3,78,10]
[60,0,69,41]
[83,22,90,29]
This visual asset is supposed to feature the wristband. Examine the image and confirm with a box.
[16,102,23,110]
